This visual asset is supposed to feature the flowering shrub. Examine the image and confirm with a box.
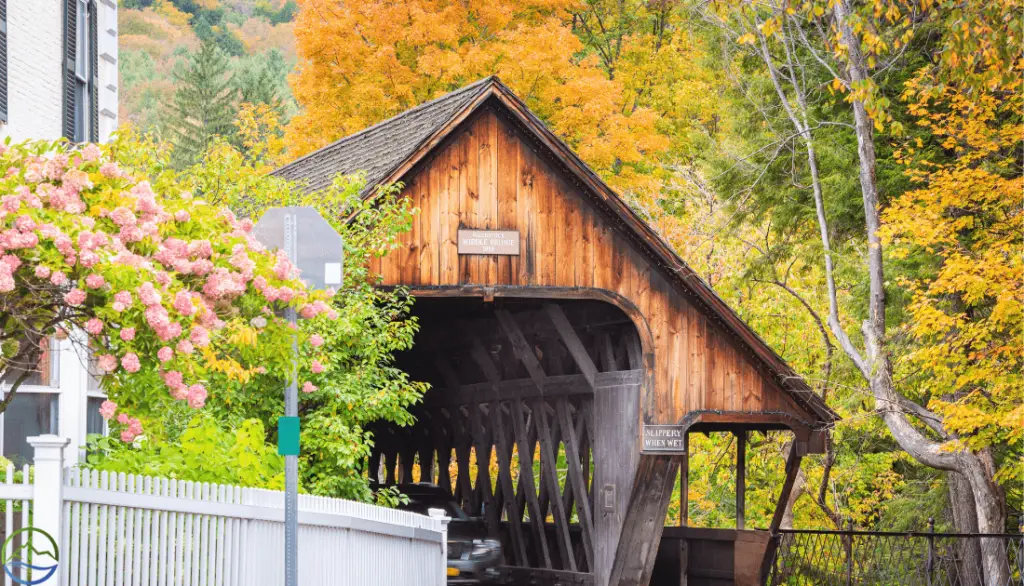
[0,139,338,441]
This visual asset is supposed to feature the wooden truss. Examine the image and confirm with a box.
[368,301,642,581]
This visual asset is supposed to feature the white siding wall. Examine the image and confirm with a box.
[0,0,118,143]
[0,0,119,466]
[2,0,64,142]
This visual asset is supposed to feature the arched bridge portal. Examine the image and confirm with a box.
[369,297,642,585]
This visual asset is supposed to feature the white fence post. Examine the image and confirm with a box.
[29,435,70,586]
[427,508,450,584]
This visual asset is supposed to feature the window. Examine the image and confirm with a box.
[63,0,97,142]
[0,0,8,123]
[73,0,92,142]
[85,396,106,437]
[0,338,59,388]
[2,393,59,467]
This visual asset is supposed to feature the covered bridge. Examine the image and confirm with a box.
[274,77,837,586]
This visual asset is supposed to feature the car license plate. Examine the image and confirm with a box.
[446,568,460,577]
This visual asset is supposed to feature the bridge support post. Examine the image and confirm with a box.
[608,454,681,586]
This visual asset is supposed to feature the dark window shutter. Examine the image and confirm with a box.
[0,0,8,124]
[89,0,97,142]
[62,0,77,140]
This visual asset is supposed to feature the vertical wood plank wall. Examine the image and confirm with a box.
[371,109,808,426]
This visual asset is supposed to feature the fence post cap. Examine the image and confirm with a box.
[427,508,451,526]
[27,435,72,448]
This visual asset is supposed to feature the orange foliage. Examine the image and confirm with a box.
[286,0,670,201]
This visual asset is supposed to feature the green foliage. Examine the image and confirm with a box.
[164,40,238,167]
[254,0,298,25]
[91,131,428,502]
[374,486,410,509]
[86,414,286,488]
[234,49,291,114]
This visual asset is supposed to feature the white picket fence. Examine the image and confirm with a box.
[0,436,448,586]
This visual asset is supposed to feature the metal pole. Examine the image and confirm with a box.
[926,517,934,586]
[284,214,298,586]
[845,517,854,586]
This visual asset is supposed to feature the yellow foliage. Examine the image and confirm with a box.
[881,65,1023,476]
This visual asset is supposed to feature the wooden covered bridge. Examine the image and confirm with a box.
[275,77,837,586]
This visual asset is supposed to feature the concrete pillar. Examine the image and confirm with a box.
[28,435,70,586]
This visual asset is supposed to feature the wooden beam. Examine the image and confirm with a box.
[625,331,642,370]
[424,370,643,407]
[470,339,530,566]
[679,434,688,528]
[495,309,547,388]
[469,403,500,533]
[736,430,746,530]
[544,303,598,386]
[608,455,680,586]
[555,399,596,569]
[534,397,576,571]
[759,443,804,580]
[510,399,553,568]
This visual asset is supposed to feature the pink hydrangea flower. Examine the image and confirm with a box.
[138,282,161,306]
[174,210,190,222]
[186,384,207,409]
[85,318,103,335]
[110,207,137,227]
[157,346,173,363]
[299,304,317,319]
[117,413,129,425]
[301,381,318,394]
[176,339,194,355]
[120,430,137,443]
[34,265,51,279]
[99,162,120,178]
[98,400,117,420]
[311,360,324,374]
[50,271,68,286]
[81,144,102,162]
[114,290,132,308]
[97,354,117,373]
[64,288,87,306]
[119,327,136,341]
[309,334,324,347]
[121,352,141,373]
[173,291,194,316]
[190,325,210,348]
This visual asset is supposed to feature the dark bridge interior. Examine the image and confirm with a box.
[367,297,643,585]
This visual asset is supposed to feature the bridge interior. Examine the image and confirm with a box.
[367,297,643,585]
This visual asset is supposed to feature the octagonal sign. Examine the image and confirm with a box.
[252,207,344,292]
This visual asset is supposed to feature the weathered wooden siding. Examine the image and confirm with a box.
[371,109,809,426]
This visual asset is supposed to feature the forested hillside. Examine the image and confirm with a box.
[116,0,1021,547]
[119,1,297,140]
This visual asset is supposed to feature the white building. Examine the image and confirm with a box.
[0,0,118,465]
[0,0,118,143]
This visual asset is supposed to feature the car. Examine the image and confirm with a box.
[394,483,502,584]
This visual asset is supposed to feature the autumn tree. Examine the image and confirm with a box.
[286,0,673,203]
[702,0,1020,579]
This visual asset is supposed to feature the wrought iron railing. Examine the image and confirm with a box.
[769,521,1024,586]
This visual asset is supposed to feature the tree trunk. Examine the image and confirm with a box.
[948,471,983,586]
[830,1,1011,581]
[780,465,805,530]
